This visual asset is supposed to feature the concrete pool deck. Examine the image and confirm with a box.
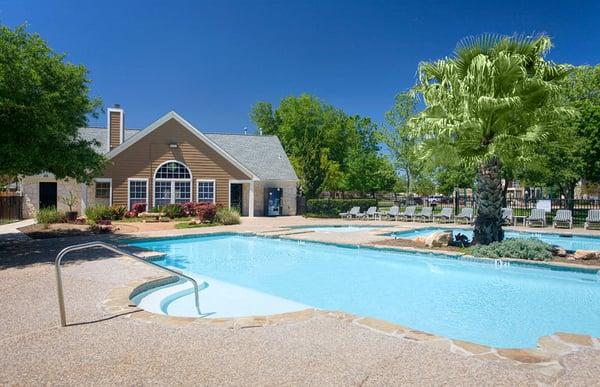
[2,216,600,385]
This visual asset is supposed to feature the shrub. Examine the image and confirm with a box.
[215,207,240,225]
[163,204,184,219]
[182,202,197,217]
[306,199,377,218]
[85,204,114,223]
[132,203,146,215]
[110,204,127,220]
[36,207,65,224]
[196,202,217,222]
[470,238,553,261]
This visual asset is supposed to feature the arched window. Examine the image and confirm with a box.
[154,161,192,207]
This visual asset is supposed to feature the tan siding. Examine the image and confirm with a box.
[109,111,121,149]
[102,118,251,209]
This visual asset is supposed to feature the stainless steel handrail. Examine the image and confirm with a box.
[55,241,205,326]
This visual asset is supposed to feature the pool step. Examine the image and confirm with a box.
[135,279,209,315]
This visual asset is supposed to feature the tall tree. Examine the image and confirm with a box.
[0,24,105,182]
[250,94,357,198]
[563,65,600,185]
[345,116,397,195]
[413,34,570,245]
[378,92,424,194]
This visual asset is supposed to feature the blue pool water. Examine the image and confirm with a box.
[392,227,600,251]
[130,234,600,348]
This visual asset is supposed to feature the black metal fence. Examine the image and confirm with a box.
[317,191,600,227]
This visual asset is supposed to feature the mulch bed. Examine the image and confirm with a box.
[18,223,101,239]
[370,238,465,252]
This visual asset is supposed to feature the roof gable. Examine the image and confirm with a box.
[105,111,258,180]
[206,134,298,181]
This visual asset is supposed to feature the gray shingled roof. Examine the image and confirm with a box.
[206,134,298,181]
[78,127,297,181]
[78,127,140,153]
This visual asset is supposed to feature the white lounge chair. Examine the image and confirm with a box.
[455,208,473,224]
[553,209,572,229]
[433,207,453,223]
[585,209,600,230]
[416,207,433,222]
[502,208,513,225]
[526,208,546,227]
[363,206,380,220]
[398,206,417,222]
[339,206,360,220]
[384,206,400,221]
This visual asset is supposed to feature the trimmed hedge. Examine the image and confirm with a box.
[306,199,377,218]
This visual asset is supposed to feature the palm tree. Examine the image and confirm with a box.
[412,34,571,245]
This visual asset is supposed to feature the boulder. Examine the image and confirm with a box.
[414,236,427,245]
[424,230,453,248]
[572,250,600,261]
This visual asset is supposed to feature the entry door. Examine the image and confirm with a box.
[39,182,57,209]
[230,183,243,214]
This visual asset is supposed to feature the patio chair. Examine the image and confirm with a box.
[339,206,360,220]
[416,207,433,222]
[361,206,379,220]
[553,209,572,229]
[526,208,546,227]
[502,208,513,226]
[398,206,417,222]
[433,207,453,223]
[384,206,400,221]
[584,209,600,230]
[455,208,473,224]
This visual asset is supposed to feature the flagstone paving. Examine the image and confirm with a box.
[1,217,600,385]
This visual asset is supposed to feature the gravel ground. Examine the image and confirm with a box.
[1,231,600,385]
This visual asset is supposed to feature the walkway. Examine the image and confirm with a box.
[0,218,34,244]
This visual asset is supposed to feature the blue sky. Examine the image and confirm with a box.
[2,0,600,133]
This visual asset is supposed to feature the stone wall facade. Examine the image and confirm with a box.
[21,175,91,218]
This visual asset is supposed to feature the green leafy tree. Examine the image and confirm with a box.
[0,24,105,182]
[250,94,357,198]
[563,65,600,184]
[435,166,475,196]
[345,116,397,195]
[516,65,600,200]
[378,92,424,194]
[413,34,570,245]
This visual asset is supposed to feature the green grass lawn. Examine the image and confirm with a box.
[175,221,220,229]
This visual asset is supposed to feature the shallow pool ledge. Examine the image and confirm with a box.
[100,274,598,376]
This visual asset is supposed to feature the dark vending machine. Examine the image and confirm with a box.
[265,188,283,216]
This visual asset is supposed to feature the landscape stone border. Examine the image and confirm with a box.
[102,274,599,378]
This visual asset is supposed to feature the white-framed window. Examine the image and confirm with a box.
[94,178,112,205]
[175,181,192,204]
[128,178,148,210]
[153,160,192,207]
[154,181,172,207]
[197,179,216,203]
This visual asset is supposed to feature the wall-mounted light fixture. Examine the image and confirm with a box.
[169,142,178,148]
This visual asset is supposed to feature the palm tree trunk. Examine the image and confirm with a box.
[473,157,504,245]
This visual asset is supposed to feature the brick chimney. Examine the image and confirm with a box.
[107,104,124,150]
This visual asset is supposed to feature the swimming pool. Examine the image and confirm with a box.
[392,227,600,251]
[289,225,387,233]
[129,234,600,348]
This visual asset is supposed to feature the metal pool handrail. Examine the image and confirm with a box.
[55,241,204,327]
